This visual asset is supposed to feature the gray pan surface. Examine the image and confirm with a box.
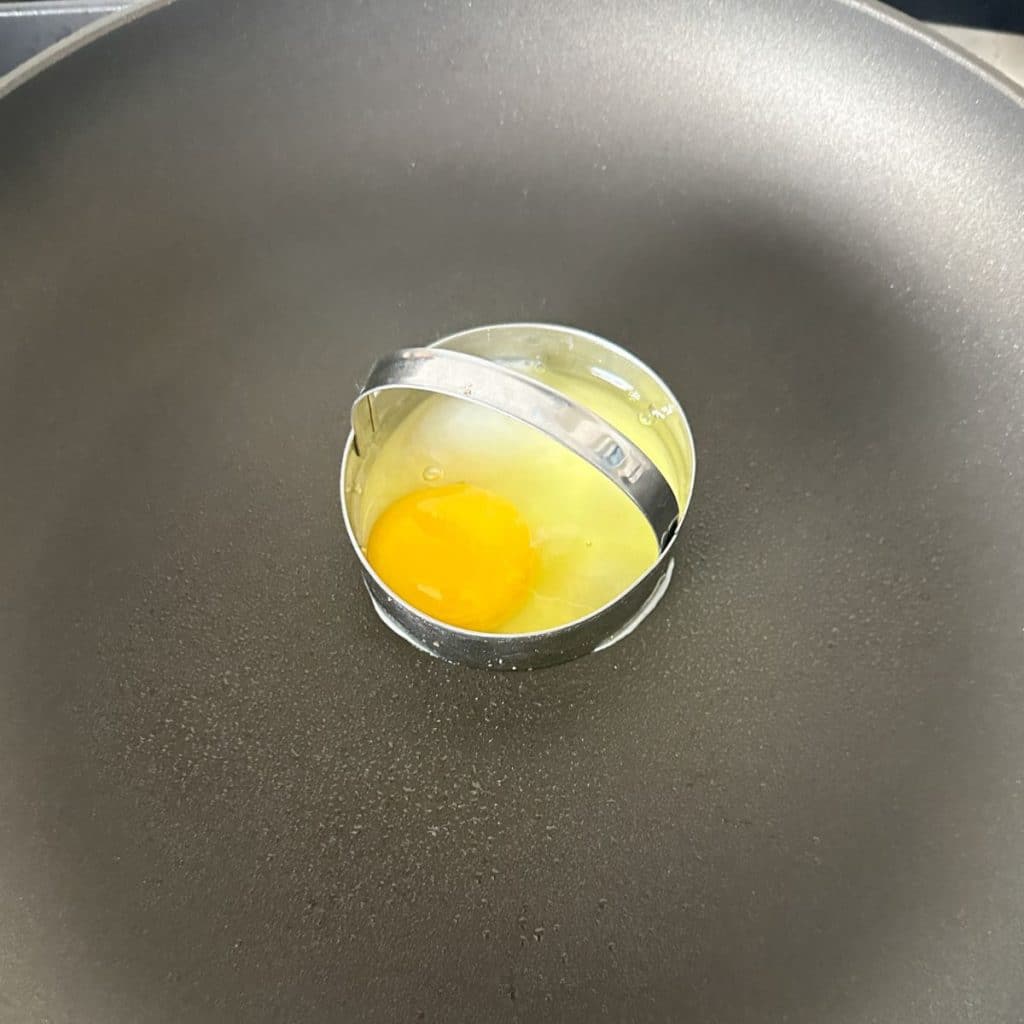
[1,1,1023,1021]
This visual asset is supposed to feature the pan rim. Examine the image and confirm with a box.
[1,0,1022,108]
[0,0,175,97]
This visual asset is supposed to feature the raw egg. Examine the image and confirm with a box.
[353,363,683,634]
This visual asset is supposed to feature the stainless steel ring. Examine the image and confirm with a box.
[339,322,696,670]
[351,347,680,551]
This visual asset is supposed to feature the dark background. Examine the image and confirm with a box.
[894,0,1024,29]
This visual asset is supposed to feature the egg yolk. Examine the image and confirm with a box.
[365,483,536,632]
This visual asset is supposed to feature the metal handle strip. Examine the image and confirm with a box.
[351,347,679,550]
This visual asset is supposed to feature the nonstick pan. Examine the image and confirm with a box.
[1,1,1022,1021]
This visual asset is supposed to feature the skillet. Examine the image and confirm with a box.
[1,1,1022,1020]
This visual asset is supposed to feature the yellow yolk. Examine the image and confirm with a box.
[365,483,536,631]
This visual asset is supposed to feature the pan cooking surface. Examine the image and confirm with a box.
[1,1,1022,1020]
